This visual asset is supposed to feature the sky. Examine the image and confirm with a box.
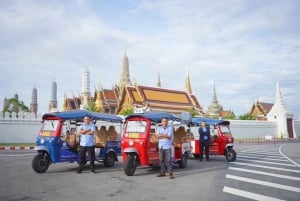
[0,0,299,118]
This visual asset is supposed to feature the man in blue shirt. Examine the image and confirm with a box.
[77,116,96,173]
[199,121,210,161]
[156,117,174,179]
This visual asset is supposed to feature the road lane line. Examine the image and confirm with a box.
[229,167,300,181]
[223,186,285,201]
[240,150,279,154]
[226,174,300,193]
[237,159,296,167]
[238,153,284,159]
[0,153,36,157]
[237,155,289,162]
[279,144,300,168]
[231,162,300,173]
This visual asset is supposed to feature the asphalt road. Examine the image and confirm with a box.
[0,143,299,201]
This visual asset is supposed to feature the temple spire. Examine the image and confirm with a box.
[185,70,192,94]
[268,81,291,115]
[119,53,131,88]
[157,71,161,87]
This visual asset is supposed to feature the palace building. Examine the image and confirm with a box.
[62,53,204,115]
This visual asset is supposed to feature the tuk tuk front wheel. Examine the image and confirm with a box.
[226,148,236,162]
[32,153,50,173]
[104,152,116,167]
[124,154,136,176]
[179,153,188,168]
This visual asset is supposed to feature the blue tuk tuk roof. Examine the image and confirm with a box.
[125,111,181,122]
[191,117,230,125]
[42,110,123,123]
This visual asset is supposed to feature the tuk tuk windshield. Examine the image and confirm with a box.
[126,120,147,133]
[220,125,232,137]
[42,120,59,132]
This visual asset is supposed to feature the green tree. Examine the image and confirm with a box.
[238,113,256,120]
[185,109,198,117]
[119,107,134,116]
[2,97,29,114]
[85,102,102,112]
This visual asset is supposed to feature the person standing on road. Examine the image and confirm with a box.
[199,121,210,162]
[77,115,96,174]
[156,117,174,179]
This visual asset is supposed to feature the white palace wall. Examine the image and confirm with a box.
[0,112,299,143]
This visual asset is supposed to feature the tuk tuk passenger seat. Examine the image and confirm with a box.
[95,126,107,148]
[65,130,78,150]
[107,125,117,141]
[174,126,186,148]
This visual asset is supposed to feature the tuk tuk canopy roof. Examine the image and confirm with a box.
[42,110,123,123]
[191,117,230,125]
[125,111,181,122]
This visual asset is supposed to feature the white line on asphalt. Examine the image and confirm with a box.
[226,174,300,193]
[237,159,296,167]
[237,155,289,162]
[229,167,300,181]
[238,153,284,159]
[279,144,300,168]
[240,150,279,154]
[0,153,36,157]
[231,162,300,173]
[239,152,283,157]
[223,186,285,201]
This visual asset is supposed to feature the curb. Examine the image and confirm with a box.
[0,146,34,150]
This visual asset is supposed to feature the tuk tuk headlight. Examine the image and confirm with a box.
[40,138,45,144]
[228,138,232,143]
[129,140,134,146]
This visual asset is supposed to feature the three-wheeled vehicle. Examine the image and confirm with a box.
[32,110,123,173]
[121,111,192,176]
[190,117,236,162]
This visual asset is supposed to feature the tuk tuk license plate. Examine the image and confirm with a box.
[128,133,139,138]
[41,131,51,137]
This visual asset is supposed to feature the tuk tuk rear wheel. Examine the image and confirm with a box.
[32,153,50,173]
[226,148,236,162]
[124,154,136,176]
[104,152,116,167]
[179,153,188,168]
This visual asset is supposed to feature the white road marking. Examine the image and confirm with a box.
[237,155,289,162]
[238,153,285,159]
[229,167,300,181]
[223,186,285,201]
[226,174,300,193]
[0,153,36,157]
[240,150,280,155]
[231,162,300,173]
[279,144,300,168]
[237,159,296,167]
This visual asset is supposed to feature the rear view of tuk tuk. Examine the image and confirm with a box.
[190,117,236,162]
[32,110,123,173]
[121,111,192,176]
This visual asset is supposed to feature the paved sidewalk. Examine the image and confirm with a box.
[280,143,300,167]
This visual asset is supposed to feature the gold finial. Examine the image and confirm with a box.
[186,70,192,94]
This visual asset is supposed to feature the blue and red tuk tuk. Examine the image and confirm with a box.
[190,117,236,162]
[121,111,191,176]
[32,110,123,173]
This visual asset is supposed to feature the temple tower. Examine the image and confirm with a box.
[207,82,223,117]
[267,81,295,138]
[30,86,38,117]
[157,71,162,87]
[80,67,91,109]
[119,53,131,88]
[48,81,58,112]
[185,70,192,94]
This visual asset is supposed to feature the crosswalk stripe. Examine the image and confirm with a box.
[240,152,283,157]
[237,159,296,167]
[223,186,285,201]
[237,155,289,162]
[231,162,300,173]
[238,153,284,159]
[229,167,300,181]
[240,150,279,154]
[226,174,300,193]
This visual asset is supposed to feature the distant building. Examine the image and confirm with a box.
[62,53,204,115]
[30,87,38,116]
[48,81,58,112]
[206,82,234,118]
[249,100,273,120]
